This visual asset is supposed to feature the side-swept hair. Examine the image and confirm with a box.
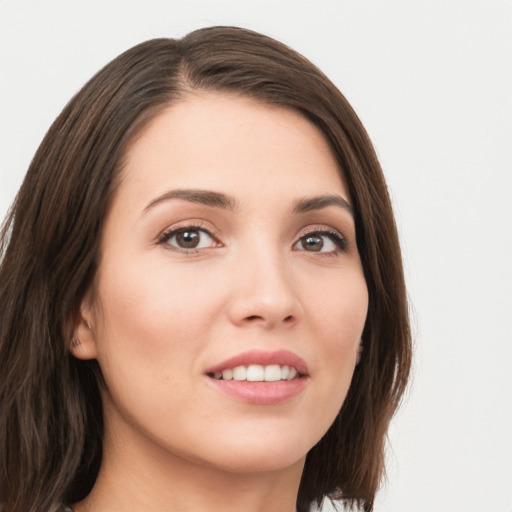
[0,26,411,512]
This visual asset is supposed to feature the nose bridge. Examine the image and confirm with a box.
[229,231,301,328]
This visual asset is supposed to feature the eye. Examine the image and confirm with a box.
[294,229,348,254]
[159,226,219,252]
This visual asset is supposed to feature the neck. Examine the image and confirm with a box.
[74,413,305,512]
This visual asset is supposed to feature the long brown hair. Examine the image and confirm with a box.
[0,26,411,512]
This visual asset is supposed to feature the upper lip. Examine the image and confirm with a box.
[206,349,309,376]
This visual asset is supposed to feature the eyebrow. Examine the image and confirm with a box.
[143,189,353,218]
[292,195,354,217]
[144,189,238,213]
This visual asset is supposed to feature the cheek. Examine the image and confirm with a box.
[90,258,227,437]
[305,268,368,402]
[93,257,225,378]
[307,268,368,345]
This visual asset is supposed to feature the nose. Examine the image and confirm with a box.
[227,246,303,330]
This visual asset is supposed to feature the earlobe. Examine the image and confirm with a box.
[70,312,98,360]
[355,342,363,365]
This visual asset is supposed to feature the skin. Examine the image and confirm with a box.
[72,92,368,512]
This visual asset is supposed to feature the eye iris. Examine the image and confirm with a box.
[301,235,323,252]
[176,230,200,248]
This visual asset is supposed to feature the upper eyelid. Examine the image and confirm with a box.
[296,224,346,239]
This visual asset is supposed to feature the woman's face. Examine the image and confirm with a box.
[77,92,368,473]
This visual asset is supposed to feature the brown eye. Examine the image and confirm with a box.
[294,229,348,254]
[301,235,324,252]
[175,230,200,248]
[160,227,218,252]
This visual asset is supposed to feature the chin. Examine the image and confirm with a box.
[187,425,321,474]
[202,447,307,474]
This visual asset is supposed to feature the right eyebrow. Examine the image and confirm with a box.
[143,189,239,214]
[292,195,354,218]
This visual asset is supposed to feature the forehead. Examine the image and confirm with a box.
[117,92,349,206]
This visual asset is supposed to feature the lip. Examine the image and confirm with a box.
[206,349,309,376]
[205,349,309,405]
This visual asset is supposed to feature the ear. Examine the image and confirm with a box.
[69,298,99,361]
[355,341,363,365]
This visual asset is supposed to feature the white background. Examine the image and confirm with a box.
[1,1,511,511]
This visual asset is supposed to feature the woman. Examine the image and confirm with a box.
[0,26,411,512]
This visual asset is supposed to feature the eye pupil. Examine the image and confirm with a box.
[176,230,200,248]
[301,235,323,252]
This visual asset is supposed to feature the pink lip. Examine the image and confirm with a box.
[207,379,307,405]
[205,350,309,405]
[206,349,309,376]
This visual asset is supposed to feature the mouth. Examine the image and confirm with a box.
[208,364,301,382]
[205,350,309,405]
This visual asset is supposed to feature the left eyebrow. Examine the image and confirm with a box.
[292,195,354,218]
[143,189,238,214]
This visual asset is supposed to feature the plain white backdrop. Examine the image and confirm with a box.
[1,1,511,511]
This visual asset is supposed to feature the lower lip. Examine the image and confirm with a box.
[207,377,307,405]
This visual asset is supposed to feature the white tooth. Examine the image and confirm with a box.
[264,365,282,382]
[232,366,247,381]
[222,369,233,381]
[214,372,222,380]
[287,367,297,380]
[281,365,290,380]
[247,364,264,381]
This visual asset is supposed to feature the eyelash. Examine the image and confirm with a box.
[295,226,349,255]
[157,224,348,255]
[157,223,222,254]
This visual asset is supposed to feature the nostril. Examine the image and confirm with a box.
[243,314,295,324]
[246,315,263,321]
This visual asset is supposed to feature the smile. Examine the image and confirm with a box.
[205,350,309,405]
[209,364,299,382]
